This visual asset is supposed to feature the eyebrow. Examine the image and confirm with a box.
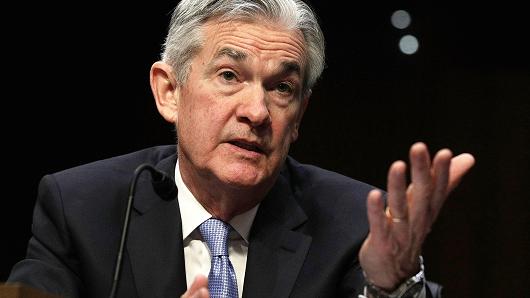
[279,61,301,77]
[214,47,248,62]
[209,47,302,78]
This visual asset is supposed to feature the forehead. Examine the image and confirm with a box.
[200,18,307,67]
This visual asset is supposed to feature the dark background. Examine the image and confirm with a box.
[2,1,529,297]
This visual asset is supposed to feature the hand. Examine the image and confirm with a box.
[181,275,209,298]
[359,142,475,290]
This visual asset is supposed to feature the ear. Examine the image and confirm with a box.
[290,90,311,142]
[150,61,180,124]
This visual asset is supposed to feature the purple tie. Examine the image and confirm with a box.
[199,218,238,298]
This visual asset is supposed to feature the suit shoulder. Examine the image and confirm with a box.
[284,156,379,198]
[52,145,176,178]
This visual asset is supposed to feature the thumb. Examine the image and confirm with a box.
[181,275,209,298]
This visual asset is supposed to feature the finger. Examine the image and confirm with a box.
[387,160,408,220]
[366,190,389,243]
[386,161,409,243]
[448,153,476,193]
[408,142,432,223]
[182,275,209,298]
[430,149,452,219]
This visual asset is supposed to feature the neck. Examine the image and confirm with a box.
[178,161,274,222]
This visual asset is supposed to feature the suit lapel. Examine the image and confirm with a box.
[126,154,188,297]
[243,170,311,298]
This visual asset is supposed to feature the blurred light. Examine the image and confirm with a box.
[399,35,419,55]
[391,10,411,29]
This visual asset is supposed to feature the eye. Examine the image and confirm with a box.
[221,71,237,81]
[276,82,294,94]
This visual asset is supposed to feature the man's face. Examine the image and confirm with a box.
[176,18,308,191]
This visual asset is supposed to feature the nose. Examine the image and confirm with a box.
[236,85,271,128]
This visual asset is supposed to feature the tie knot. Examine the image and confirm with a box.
[199,218,230,257]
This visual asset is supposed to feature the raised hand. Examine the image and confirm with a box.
[359,142,475,290]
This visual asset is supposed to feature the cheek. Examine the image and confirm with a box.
[180,92,231,142]
[271,110,299,148]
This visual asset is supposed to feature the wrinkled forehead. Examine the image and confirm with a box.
[200,17,308,71]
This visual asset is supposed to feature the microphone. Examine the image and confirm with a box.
[108,163,178,298]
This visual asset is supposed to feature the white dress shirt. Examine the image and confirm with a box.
[175,161,259,298]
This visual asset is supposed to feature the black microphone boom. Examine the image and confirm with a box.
[108,163,178,298]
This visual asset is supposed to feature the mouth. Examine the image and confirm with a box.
[228,140,265,154]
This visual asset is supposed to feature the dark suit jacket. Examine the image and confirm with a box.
[9,145,441,297]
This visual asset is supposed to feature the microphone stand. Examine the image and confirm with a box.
[108,163,177,298]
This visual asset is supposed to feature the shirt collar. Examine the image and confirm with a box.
[175,160,259,243]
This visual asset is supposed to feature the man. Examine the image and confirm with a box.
[8,0,475,297]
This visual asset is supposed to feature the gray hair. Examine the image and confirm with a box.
[161,0,325,94]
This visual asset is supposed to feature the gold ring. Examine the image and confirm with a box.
[385,207,407,223]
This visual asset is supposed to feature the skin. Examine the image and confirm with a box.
[151,17,476,297]
[360,143,475,290]
[151,18,308,221]
[181,276,209,298]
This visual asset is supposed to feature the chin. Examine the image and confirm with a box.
[219,164,270,189]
